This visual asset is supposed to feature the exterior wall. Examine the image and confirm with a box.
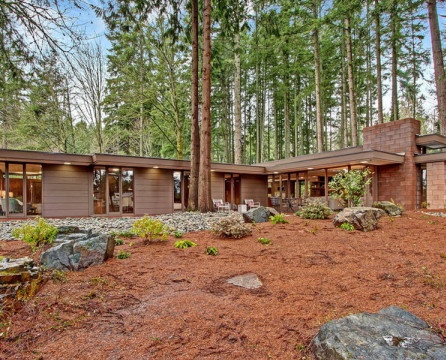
[211,172,225,200]
[42,164,90,217]
[426,162,446,209]
[134,168,173,215]
[363,118,421,210]
[241,174,268,206]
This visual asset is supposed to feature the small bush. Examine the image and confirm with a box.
[12,217,58,250]
[174,240,197,249]
[112,230,134,238]
[269,213,288,224]
[340,222,355,231]
[211,214,252,239]
[116,250,131,259]
[257,237,272,245]
[173,231,184,238]
[205,246,219,256]
[297,199,332,220]
[115,238,125,246]
[132,215,169,243]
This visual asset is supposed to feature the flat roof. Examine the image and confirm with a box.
[0,147,406,175]
[260,148,405,173]
[416,134,446,149]
[415,152,446,164]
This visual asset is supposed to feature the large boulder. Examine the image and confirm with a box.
[373,201,404,216]
[333,207,385,232]
[41,230,115,271]
[242,206,278,223]
[311,306,446,359]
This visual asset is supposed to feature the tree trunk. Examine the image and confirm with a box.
[234,31,242,164]
[346,16,358,147]
[313,3,324,153]
[198,0,213,213]
[188,0,200,211]
[390,0,399,122]
[427,0,446,134]
[374,0,383,124]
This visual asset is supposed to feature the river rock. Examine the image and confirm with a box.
[242,206,276,223]
[41,231,115,271]
[373,201,404,216]
[311,306,446,359]
[333,207,385,231]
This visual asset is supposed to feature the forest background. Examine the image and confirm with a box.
[1,0,445,166]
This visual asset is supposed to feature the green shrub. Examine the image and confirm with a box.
[174,240,197,249]
[257,237,272,245]
[116,250,131,259]
[112,230,134,238]
[269,213,288,224]
[205,246,219,256]
[173,231,184,238]
[12,217,58,250]
[297,199,332,220]
[132,215,169,243]
[340,222,355,231]
[115,238,125,246]
[211,214,252,239]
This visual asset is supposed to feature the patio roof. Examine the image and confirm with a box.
[415,152,446,164]
[0,149,92,166]
[260,147,405,174]
[416,134,446,149]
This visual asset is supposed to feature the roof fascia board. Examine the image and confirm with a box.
[416,134,446,149]
[266,150,404,173]
[415,152,446,164]
[0,149,92,165]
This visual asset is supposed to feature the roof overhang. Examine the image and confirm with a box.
[416,134,446,149]
[264,149,405,174]
[93,154,191,170]
[415,152,446,164]
[92,154,267,174]
[0,149,92,166]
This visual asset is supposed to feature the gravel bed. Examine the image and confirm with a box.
[0,211,240,241]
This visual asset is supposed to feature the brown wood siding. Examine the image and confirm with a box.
[211,172,225,200]
[241,174,268,206]
[134,168,173,215]
[42,165,90,217]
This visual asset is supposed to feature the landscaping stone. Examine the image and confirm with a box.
[227,273,263,289]
[311,306,446,360]
[40,231,115,271]
[373,201,404,216]
[242,206,275,223]
[333,207,385,231]
[0,257,45,315]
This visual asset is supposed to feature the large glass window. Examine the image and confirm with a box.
[93,167,133,215]
[108,168,120,213]
[0,162,5,217]
[122,168,134,214]
[93,167,106,214]
[8,164,24,215]
[26,164,42,215]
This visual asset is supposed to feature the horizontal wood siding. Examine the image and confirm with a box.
[42,165,90,217]
[241,175,268,206]
[211,172,225,200]
[134,168,173,215]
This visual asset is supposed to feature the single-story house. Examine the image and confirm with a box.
[1,118,445,218]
